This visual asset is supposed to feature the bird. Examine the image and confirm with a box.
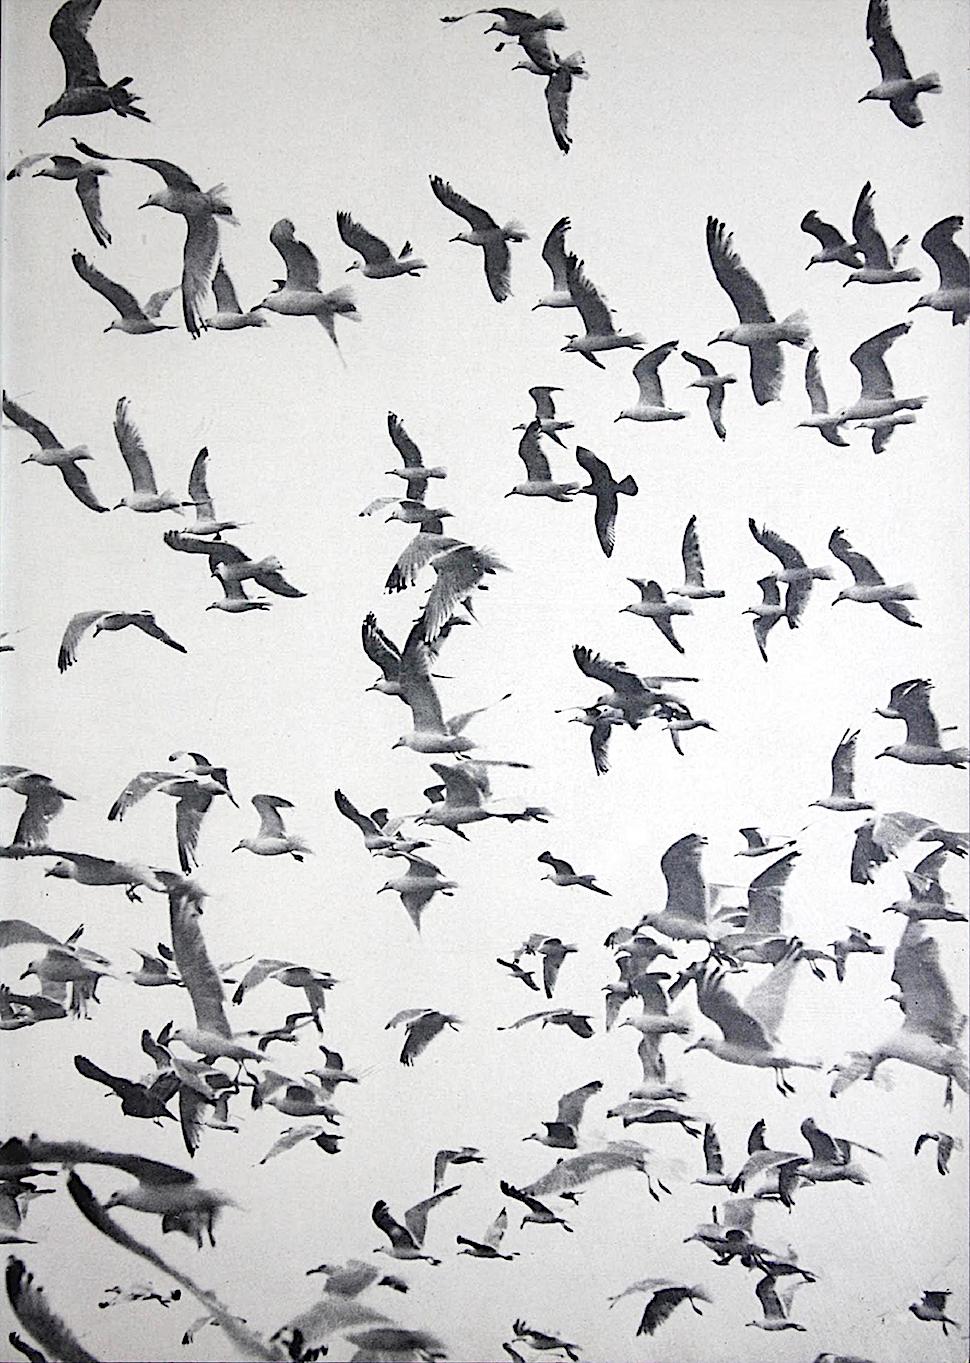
[795,1116,880,1185]
[385,1009,461,1065]
[860,0,940,128]
[914,1131,961,1176]
[111,398,183,512]
[392,620,508,753]
[334,790,428,855]
[909,216,970,324]
[515,935,577,998]
[561,253,644,367]
[377,853,458,930]
[233,795,310,860]
[571,646,697,729]
[797,349,849,446]
[108,768,234,873]
[835,322,925,424]
[872,678,969,767]
[499,1179,573,1233]
[416,761,547,837]
[0,845,167,899]
[537,60,580,154]
[510,1320,580,1362]
[513,386,574,447]
[615,343,687,423]
[695,1124,734,1186]
[885,845,968,922]
[40,0,149,124]
[561,703,625,776]
[163,530,306,597]
[746,1274,808,1332]
[180,449,247,537]
[73,1055,177,1121]
[718,849,802,963]
[681,351,735,439]
[57,610,186,672]
[909,1290,961,1334]
[456,1208,517,1260]
[532,217,574,309]
[384,413,447,498]
[337,211,426,278]
[706,216,810,404]
[525,1080,602,1147]
[800,210,863,270]
[429,175,526,302]
[736,828,796,858]
[608,1280,711,1337]
[0,769,75,849]
[505,422,579,500]
[498,1007,593,1038]
[2,391,107,512]
[621,581,692,653]
[256,218,358,352]
[844,183,920,286]
[574,446,637,557]
[434,1147,484,1191]
[829,527,921,626]
[748,518,832,628]
[441,7,567,39]
[9,151,112,246]
[810,730,873,812]
[70,250,176,334]
[744,577,785,661]
[202,261,267,330]
[538,850,610,895]
[851,811,968,885]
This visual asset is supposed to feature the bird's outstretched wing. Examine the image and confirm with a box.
[403,1184,460,1244]
[545,67,573,154]
[49,0,104,89]
[269,218,320,290]
[660,833,707,922]
[72,251,142,320]
[2,394,62,449]
[57,610,105,671]
[540,217,571,290]
[892,921,962,1045]
[165,874,231,1036]
[107,770,175,820]
[6,1257,100,1363]
[387,413,425,469]
[337,211,391,264]
[921,216,969,292]
[131,615,187,654]
[866,0,913,83]
[706,217,773,323]
[849,322,910,399]
[429,176,496,231]
[828,527,883,585]
[113,397,157,491]
[59,459,108,513]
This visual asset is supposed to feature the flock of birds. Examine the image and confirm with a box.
[1,2,968,1362]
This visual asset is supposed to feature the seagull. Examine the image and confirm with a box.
[660,519,724,606]
[748,518,832,627]
[377,852,458,930]
[441,7,567,38]
[416,762,547,837]
[510,1320,579,1362]
[233,795,310,860]
[514,934,577,998]
[0,845,166,898]
[498,1007,593,1038]
[538,60,579,154]
[338,211,426,278]
[914,1131,962,1175]
[70,251,176,334]
[513,387,573,447]
[57,610,186,672]
[10,152,111,246]
[797,349,849,446]
[525,1080,602,1148]
[538,850,610,895]
[202,261,267,330]
[909,216,970,324]
[746,1274,808,1331]
[108,769,234,873]
[417,541,509,644]
[829,527,921,626]
[111,398,183,511]
[608,1280,710,1337]
[873,679,968,766]
[385,1008,461,1065]
[706,217,811,404]
[615,343,687,423]
[457,1208,518,1260]
[809,729,873,811]
[636,833,728,947]
[163,530,306,597]
[562,703,625,776]
[685,941,821,1094]
[571,645,697,728]
[574,446,637,557]
[737,828,796,858]
[829,926,885,982]
[505,421,579,500]
[0,769,75,849]
[499,1179,573,1233]
[180,448,247,537]
[718,850,802,962]
[73,1055,177,1121]
[835,322,926,423]
[743,577,785,661]
[40,0,149,124]
[2,391,107,512]
[681,352,735,439]
[360,494,451,525]
[860,0,940,128]
[800,210,863,270]
[885,845,968,922]
[392,620,508,753]
[334,790,429,855]
[430,175,526,302]
[15,925,115,1019]
[205,575,269,614]
[256,218,358,352]
[434,1147,484,1191]
[384,412,447,497]
[532,217,574,309]
[909,1291,961,1334]
[360,610,465,700]
[561,253,644,367]
[621,581,692,653]
[844,182,920,286]
[851,811,969,885]
[695,1124,734,1186]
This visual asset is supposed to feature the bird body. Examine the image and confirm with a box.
[233,795,310,859]
[860,0,940,127]
[616,343,687,422]
[621,581,692,653]
[41,0,149,124]
[909,216,970,324]
[538,850,610,895]
[338,211,426,278]
[430,175,526,302]
[829,527,921,627]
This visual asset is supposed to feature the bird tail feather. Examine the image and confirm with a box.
[915,73,942,93]
[538,8,567,28]
[503,221,529,242]
[616,475,638,496]
[780,310,812,346]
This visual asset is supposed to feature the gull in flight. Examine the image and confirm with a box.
[561,254,644,367]
[505,421,579,501]
[532,217,574,309]
[71,251,176,334]
[671,516,724,600]
[0,767,75,849]
[360,610,466,701]
[744,577,785,661]
[0,845,166,899]
[615,343,687,423]
[334,789,429,855]
[371,1186,460,1266]
[338,210,426,278]
[58,610,185,672]
[873,678,968,767]
[860,0,940,128]
[499,1179,573,1233]
[498,1007,593,1038]
[386,530,507,643]
[910,216,970,324]
[885,845,968,922]
[525,1080,602,1148]
[636,833,731,948]
[510,1320,579,1362]
[513,934,577,998]
[164,530,306,598]
[430,175,527,303]
[608,1280,710,1338]
[800,209,863,270]
[180,448,247,537]
[737,828,796,859]
[559,703,625,776]
[707,217,811,404]
[909,1291,961,1335]
[417,761,546,837]
[457,1208,518,1260]
[810,729,874,811]
[571,644,697,728]
[829,527,921,627]
[384,412,447,497]
[844,182,920,286]
[256,218,358,353]
[514,385,573,445]
[40,0,149,124]
[797,349,849,446]
[695,1123,734,1186]
[835,321,925,424]
[575,446,637,558]
[681,351,734,440]
[385,1008,461,1065]
[232,960,336,1030]
[748,518,832,628]
[112,398,183,511]
[441,7,567,37]
[851,810,968,885]
[434,1147,484,1191]
[538,851,610,895]
[746,1274,808,1332]
[520,53,584,154]
[108,768,235,874]
[915,1131,962,1176]
[378,852,458,931]
[233,795,311,860]
[203,261,267,330]
[621,581,692,654]
[391,620,509,753]
[2,391,107,512]
[8,151,111,246]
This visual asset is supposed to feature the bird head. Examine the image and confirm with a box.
[345,260,361,273]
[709,330,731,345]
[138,192,164,210]
[831,590,849,606]
[858,90,876,103]
[874,747,894,760]
[842,276,860,288]
[683,1036,716,1055]
[908,295,931,313]
[38,104,59,127]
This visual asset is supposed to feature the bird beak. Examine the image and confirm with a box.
[137,200,152,209]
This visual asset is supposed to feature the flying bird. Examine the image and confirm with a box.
[430,175,526,302]
[514,386,573,445]
[571,645,696,728]
[378,853,458,931]
[498,1008,594,1039]
[525,1079,602,1147]
[384,412,446,498]
[112,398,183,511]
[797,349,849,446]
[337,210,426,278]
[561,253,644,367]
[621,581,692,653]
[179,449,247,537]
[615,343,687,423]
[0,769,75,849]
[829,527,921,626]
[505,422,579,501]
[256,218,358,352]
[908,1291,960,1334]
[40,0,149,124]
[746,1274,808,1332]
[872,678,968,767]
[670,517,724,599]
[57,610,186,672]
[850,811,968,885]
[10,151,112,246]
[164,530,306,599]
[914,1130,961,1176]
[860,0,940,128]
[202,261,267,330]
[836,321,925,424]
[385,1008,461,1065]
[532,217,574,309]
[538,850,610,895]
[810,730,874,812]
[681,351,735,439]
[456,1207,517,1260]
[608,1280,710,1337]
[910,216,970,324]
[2,391,107,512]
[232,795,310,860]
[748,518,832,628]
[844,182,920,286]
[800,209,863,270]
[574,446,637,557]
[743,577,785,661]
[71,251,176,334]
[108,768,234,873]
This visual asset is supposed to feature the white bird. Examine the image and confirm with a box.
[608,1279,711,1337]
[57,610,186,672]
[844,183,920,286]
[681,351,735,440]
[850,810,968,885]
[0,845,167,899]
[706,216,810,404]
[860,0,940,128]
[909,1290,961,1334]
[417,762,545,837]
[575,446,638,559]
[334,789,429,855]
[232,795,310,860]
[338,210,426,278]
[377,853,458,931]
[748,518,832,628]
[112,398,183,512]
[809,730,874,812]
[256,218,359,353]
[71,250,176,334]
[571,645,697,728]
[384,412,446,497]
[615,343,687,423]
[40,0,149,124]
[514,385,573,445]
[108,769,234,874]
[743,577,785,662]
[180,448,247,537]
[505,421,578,501]
[746,1274,808,1332]
[392,620,507,754]
[621,581,692,654]
[835,321,926,423]
[736,828,797,859]
[885,845,968,922]
[430,175,526,302]
[800,210,863,270]
[797,349,849,447]
[829,527,921,626]
[637,833,731,947]
[525,1080,602,1149]
[909,216,970,324]
[9,151,111,246]
[670,517,725,600]
[202,260,267,330]
[457,1207,518,1260]
[873,679,969,767]
[2,391,107,513]
[371,1186,460,1264]
[538,850,610,895]
[561,254,644,367]
[532,216,574,309]
[163,530,305,597]
[0,768,75,848]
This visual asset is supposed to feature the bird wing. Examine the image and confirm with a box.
[108,770,175,820]
[399,623,447,732]
[131,615,187,654]
[706,217,773,323]
[186,448,215,520]
[175,795,208,873]
[681,350,716,379]
[430,762,486,809]
[334,790,380,838]
[755,1275,785,1322]
[0,920,65,949]
[422,544,507,643]
[57,610,106,671]
[893,921,962,1044]
[921,216,969,292]
[385,532,461,592]
[387,412,425,469]
[565,255,615,335]
[633,344,676,406]
[403,1184,460,1244]
[545,67,573,154]
[696,970,771,1049]
[6,1258,101,1363]
[182,214,220,339]
[429,175,495,230]
[400,1011,448,1065]
[851,182,891,270]
[269,218,320,290]
[638,1286,693,1337]
[230,958,292,1003]
[538,851,573,876]
[49,0,103,88]
[589,716,614,775]
[680,516,708,587]
[748,518,805,570]
[113,398,157,492]
[143,287,176,320]
[73,1054,136,1101]
[895,681,942,748]
[572,645,641,696]
[555,1080,602,1129]
[483,1207,508,1250]
[482,236,513,303]
[361,613,401,681]
[803,347,831,414]
[649,609,684,654]
[337,210,391,264]
[251,794,290,838]
[660,833,708,923]
[540,217,571,289]
[745,850,799,936]
[524,1146,647,1195]
[2,394,62,449]
[72,251,143,319]
[166,875,231,1036]
[830,729,860,798]
[746,343,783,407]
[371,1200,415,1250]
[799,1118,841,1164]
[800,211,847,251]
[849,322,909,400]
[866,0,912,81]
[743,942,801,1040]
[210,260,242,314]
[828,527,883,585]
[58,460,107,514]
[517,422,552,480]
[702,1123,723,1174]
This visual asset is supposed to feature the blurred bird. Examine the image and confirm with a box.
[372,1186,459,1264]
[386,1008,461,1064]
[860,0,940,127]
[40,0,149,124]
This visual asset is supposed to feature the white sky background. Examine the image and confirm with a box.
[1,1,968,1360]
